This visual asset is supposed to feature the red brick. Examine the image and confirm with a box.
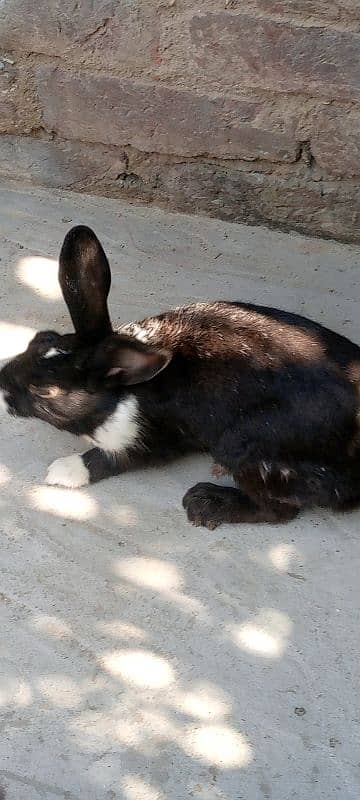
[312,107,360,178]
[35,66,299,162]
[0,60,39,134]
[0,1,158,69]
[189,12,360,99]
[250,0,359,23]
[0,65,17,132]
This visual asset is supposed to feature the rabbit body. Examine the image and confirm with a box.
[0,226,359,529]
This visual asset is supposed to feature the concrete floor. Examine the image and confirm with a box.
[0,179,359,800]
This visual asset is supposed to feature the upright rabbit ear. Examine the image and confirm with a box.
[59,226,112,342]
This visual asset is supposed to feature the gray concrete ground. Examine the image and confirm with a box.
[0,180,359,800]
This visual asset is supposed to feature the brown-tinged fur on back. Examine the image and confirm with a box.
[120,300,359,373]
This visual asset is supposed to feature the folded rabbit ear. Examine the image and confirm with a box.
[90,335,172,386]
[59,226,112,343]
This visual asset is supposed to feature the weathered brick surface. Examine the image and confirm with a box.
[189,13,360,99]
[151,162,360,243]
[234,0,360,24]
[312,108,360,178]
[0,0,158,69]
[1,134,359,243]
[0,0,359,242]
[35,66,299,162]
[0,134,126,187]
[0,60,39,134]
[0,65,17,132]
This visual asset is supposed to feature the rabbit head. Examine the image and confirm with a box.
[0,226,171,433]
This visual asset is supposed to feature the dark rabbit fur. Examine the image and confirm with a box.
[1,225,360,529]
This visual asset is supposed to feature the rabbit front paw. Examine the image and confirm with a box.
[46,454,90,488]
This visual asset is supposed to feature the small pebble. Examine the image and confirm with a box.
[294,707,306,716]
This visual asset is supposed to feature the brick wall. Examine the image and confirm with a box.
[1,0,359,242]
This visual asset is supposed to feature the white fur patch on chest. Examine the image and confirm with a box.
[89,396,141,454]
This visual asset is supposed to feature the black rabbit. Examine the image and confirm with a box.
[0,225,359,529]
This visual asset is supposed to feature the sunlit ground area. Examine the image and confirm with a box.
[0,181,359,799]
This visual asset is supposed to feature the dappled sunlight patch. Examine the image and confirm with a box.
[37,674,83,710]
[98,709,176,750]
[72,701,176,754]
[175,682,231,721]
[115,557,183,592]
[166,591,207,619]
[268,543,302,572]
[108,502,138,527]
[17,255,62,300]
[0,671,32,707]
[229,608,292,658]
[139,708,177,739]
[113,556,208,619]
[0,321,36,359]
[249,541,302,574]
[114,719,143,748]
[102,649,175,689]
[0,464,11,486]
[70,710,132,752]
[31,613,73,640]
[184,723,252,768]
[97,620,148,642]
[123,775,166,800]
[28,485,98,521]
